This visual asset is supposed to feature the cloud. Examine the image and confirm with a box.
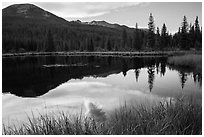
[33,2,141,18]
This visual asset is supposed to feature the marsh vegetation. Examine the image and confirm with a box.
[3,99,202,135]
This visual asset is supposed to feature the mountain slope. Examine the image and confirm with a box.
[2,3,146,53]
[2,3,68,24]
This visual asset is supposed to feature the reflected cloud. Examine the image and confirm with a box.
[84,99,106,122]
[42,81,111,98]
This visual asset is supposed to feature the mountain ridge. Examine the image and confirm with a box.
[3,3,140,30]
[2,3,147,53]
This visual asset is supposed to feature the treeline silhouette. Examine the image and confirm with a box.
[2,12,202,53]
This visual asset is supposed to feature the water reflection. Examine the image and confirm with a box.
[147,66,155,92]
[2,56,202,126]
[2,55,202,98]
[179,72,188,89]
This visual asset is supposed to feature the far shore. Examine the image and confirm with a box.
[2,50,201,58]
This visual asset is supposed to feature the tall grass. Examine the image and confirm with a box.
[3,100,202,135]
[168,54,202,73]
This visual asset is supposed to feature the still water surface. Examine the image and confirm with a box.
[2,55,202,125]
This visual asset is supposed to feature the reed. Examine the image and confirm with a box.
[168,54,202,73]
[3,99,202,135]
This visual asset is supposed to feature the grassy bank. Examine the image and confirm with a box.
[3,100,202,135]
[168,54,202,74]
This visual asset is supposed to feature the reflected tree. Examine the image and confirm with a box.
[135,69,140,82]
[160,57,167,77]
[133,57,140,69]
[122,59,128,77]
[179,72,188,89]
[147,66,155,92]
[198,74,202,87]
[193,74,197,83]
[160,62,166,76]
[49,56,56,65]
[88,56,95,64]
[193,73,202,87]
[107,56,112,66]
[155,59,160,74]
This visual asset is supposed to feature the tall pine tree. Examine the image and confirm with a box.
[45,29,55,52]
[194,16,202,50]
[160,23,168,50]
[133,23,142,51]
[180,16,189,50]
[147,13,155,50]
[155,27,160,50]
[122,28,127,50]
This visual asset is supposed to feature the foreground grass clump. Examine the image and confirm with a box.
[3,101,202,135]
[168,54,202,73]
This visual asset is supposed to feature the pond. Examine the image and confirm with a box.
[2,55,202,125]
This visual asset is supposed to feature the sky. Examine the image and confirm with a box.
[2,2,202,34]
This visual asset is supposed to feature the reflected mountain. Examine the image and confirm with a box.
[2,55,201,97]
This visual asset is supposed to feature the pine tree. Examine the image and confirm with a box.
[182,16,188,33]
[194,16,202,50]
[100,35,105,50]
[189,24,195,48]
[160,23,167,50]
[147,13,155,50]
[45,29,55,52]
[122,28,127,49]
[180,16,189,50]
[133,22,142,51]
[107,38,112,51]
[155,27,160,50]
[87,37,94,52]
[195,16,200,33]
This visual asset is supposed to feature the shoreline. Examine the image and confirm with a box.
[2,50,201,58]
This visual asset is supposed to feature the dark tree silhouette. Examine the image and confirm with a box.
[160,23,168,50]
[135,69,140,82]
[107,56,112,66]
[107,38,112,51]
[45,29,55,52]
[122,28,128,49]
[195,16,200,34]
[133,23,142,51]
[122,59,128,77]
[194,16,202,50]
[147,13,155,50]
[189,23,195,48]
[180,16,189,50]
[100,35,106,50]
[155,27,160,50]
[87,37,94,52]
